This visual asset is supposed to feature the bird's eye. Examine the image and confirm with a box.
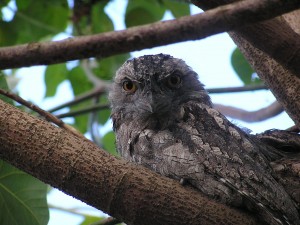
[122,80,137,93]
[167,74,182,88]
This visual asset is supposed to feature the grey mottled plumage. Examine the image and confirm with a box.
[109,54,299,225]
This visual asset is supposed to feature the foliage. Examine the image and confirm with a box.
[44,64,68,97]
[0,0,257,224]
[79,216,105,225]
[0,161,49,225]
[103,131,117,156]
[0,72,13,104]
[231,47,261,85]
[0,0,69,46]
[67,65,93,134]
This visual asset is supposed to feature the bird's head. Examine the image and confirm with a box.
[109,54,211,128]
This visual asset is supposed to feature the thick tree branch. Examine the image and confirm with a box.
[0,99,260,225]
[193,0,300,128]
[234,20,300,79]
[0,0,300,70]
[229,30,300,127]
[287,125,300,133]
[192,1,300,79]
[214,101,283,122]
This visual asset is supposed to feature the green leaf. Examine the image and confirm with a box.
[67,66,94,134]
[231,48,261,85]
[98,95,111,125]
[65,99,90,134]
[163,0,190,18]
[0,72,13,105]
[103,131,117,156]
[0,160,49,225]
[94,54,130,81]
[125,0,166,27]
[68,66,93,96]
[72,111,89,134]
[16,0,33,10]
[0,0,10,8]
[44,63,68,97]
[68,100,90,134]
[98,108,111,125]
[0,21,18,47]
[80,216,105,225]
[1,0,69,45]
[91,1,114,33]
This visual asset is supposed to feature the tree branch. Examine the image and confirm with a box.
[229,27,300,127]
[192,0,300,128]
[286,125,300,133]
[0,88,83,138]
[207,84,267,94]
[0,0,299,70]
[234,19,300,80]
[191,1,300,79]
[55,103,109,118]
[214,101,283,122]
[0,99,260,225]
[48,86,108,113]
[91,217,121,225]
[51,84,268,118]
[52,84,269,118]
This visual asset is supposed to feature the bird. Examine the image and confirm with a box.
[109,54,300,225]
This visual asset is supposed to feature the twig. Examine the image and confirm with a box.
[48,86,109,113]
[48,203,98,217]
[49,84,267,117]
[214,101,283,122]
[0,0,300,70]
[55,103,109,118]
[89,96,104,147]
[49,204,122,225]
[81,59,103,87]
[52,84,268,118]
[0,88,84,138]
[207,84,267,94]
[90,217,121,225]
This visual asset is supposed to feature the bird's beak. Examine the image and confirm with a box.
[140,101,154,113]
[139,92,156,114]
